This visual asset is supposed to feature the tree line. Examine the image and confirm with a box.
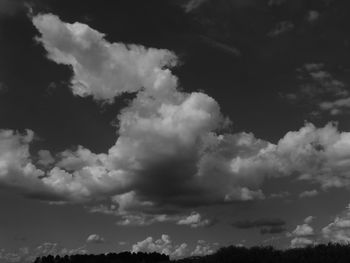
[34,243,350,263]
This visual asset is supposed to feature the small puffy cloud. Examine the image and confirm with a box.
[307,10,320,23]
[320,97,350,115]
[292,224,314,237]
[299,190,319,198]
[304,216,315,224]
[191,240,218,256]
[131,235,188,259]
[86,234,105,244]
[322,204,350,244]
[290,237,314,248]
[268,21,294,37]
[177,212,214,228]
[283,63,349,116]
[184,0,207,12]
[290,216,316,248]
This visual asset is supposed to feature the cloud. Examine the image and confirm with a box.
[289,216,316,248]
[307,10,320,23]
[86,234,105,244]
[0,243,87,263]
[33,13,178,102]
[198,36,241,57]
[322,204,350,244]
[268,21,294,37]
[2,13,350,227]
[184,0,208,12]
[283,63,349,116]
[304,216,315,224]
[26,12,272,208]
[290,237,314,248]
[191,240,219,256]
[299,190,319,198]
[176,212,214,228]
[131,235,188,259]
[292,224,314,237]
[232,218,286,229]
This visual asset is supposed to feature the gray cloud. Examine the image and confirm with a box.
[86,234,105,244]
[283,63,350,116]
[232,218,286,229]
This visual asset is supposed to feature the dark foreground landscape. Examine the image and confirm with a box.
[34,244,350,263]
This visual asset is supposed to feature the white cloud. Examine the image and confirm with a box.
[290,237,314,248]
[131,235,188,259]
[289,216,316,248]
[33,14,178,102]
[191,240,218,256]
[304,216,315,224]
[177,212,212,228]
[86,234,105,244]
[29,13,271,207]
[1,14,350,226]
[292,224,314,237]
[322,204,350,244]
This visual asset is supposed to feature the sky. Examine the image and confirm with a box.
[1,0,350,261]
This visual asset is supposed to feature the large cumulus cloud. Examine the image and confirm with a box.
[3,13,350,224]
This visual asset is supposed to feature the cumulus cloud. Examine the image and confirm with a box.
[32,14,178,102]
[290,237,314,248]
[191,240,219,256]
[322,204,350,244]
[2,13,350,226]
[177,212,214,228]
[26,13,272,208]
[290,216,315,248]
[86,234,105,244]
[131,235,188,259]
[292,223,314,237]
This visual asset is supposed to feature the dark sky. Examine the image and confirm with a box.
[1,0,350,261]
